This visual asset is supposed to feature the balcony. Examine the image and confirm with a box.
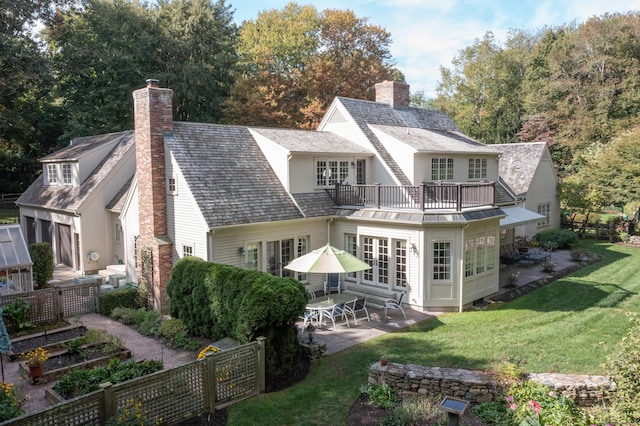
[327,182,495,212]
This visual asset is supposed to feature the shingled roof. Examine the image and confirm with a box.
[167,123,326,228]
[249,127,371,154]
[17,131,134,213]
[496,142,548,197]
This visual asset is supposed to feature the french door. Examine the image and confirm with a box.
[362,237,389,286]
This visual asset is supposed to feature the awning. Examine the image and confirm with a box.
[499,206,545,229]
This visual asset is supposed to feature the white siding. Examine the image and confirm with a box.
[521,151,559,238]
[370,127,417,182]
[166,152,208,263]
[121,181,139,284]
[250,130,291,191]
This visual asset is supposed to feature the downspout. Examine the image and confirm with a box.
[459,223,469,313]
[327,217,334,245]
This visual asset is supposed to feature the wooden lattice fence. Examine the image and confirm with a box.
[0,282,99,326]
[3,338,266,426]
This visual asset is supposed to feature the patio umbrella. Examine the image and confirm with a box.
[284,243,371,274]
[0,308,12,381]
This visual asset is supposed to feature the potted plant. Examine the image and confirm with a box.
[22,347,49,380]
[379,355,389,366]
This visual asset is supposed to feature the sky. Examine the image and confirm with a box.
[228,0,640,97]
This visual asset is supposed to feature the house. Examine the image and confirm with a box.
[494,142,560,245]
[17,80,557,313]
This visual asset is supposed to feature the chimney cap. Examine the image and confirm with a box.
[146,79,159,88]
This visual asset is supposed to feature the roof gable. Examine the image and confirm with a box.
[496,142,548,196]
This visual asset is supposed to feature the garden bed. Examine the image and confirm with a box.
[8,325,88,361]
[18,345,131,383]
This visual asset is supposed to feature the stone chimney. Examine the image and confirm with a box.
[132,79,173,313]
[375,80,410,108]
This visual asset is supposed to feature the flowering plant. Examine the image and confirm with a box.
[22,347,49,366]
[0,381,26,421]
[197,345,221,360]
[508,272,520,285]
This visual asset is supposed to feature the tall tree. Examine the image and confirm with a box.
[223,2,401,128]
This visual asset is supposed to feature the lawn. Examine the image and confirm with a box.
[226,241,640,425]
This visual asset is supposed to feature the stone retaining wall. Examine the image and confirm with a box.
[368,363,614,407]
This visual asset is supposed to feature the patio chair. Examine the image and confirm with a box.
[322,303,350,331]
[384,291,407,319]
[300,308,319,328]
[344,297,370,325]
[323,273,341,295]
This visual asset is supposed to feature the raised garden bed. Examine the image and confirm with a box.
[19,345,131,383]
[8,325,88,361]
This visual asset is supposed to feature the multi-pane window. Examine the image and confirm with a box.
[296,237,308,282]
[486,235,496,271]
[537,203,550,226]
[346,234,357,279]
[47,164,57,185]
[432,241,451,280]
[183,245,193,257]
[114,223,122,243]
[356,159,366,185]
[62,164,72,185]
[267,237,309,279]
[475,236,485,274]
[464,239,474,277]
[394,240,407,288]
[316,160,349,187]
[168,177,177,194]
[362,236,389,285]
[468,158,487,179]
[431,158,454,181]
[246,243,259,270]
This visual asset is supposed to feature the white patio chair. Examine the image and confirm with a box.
[323,273,341,295]
[344,297,370,325]
[299,307,319,328]
[322,303,350,331]
[384,291,407,319]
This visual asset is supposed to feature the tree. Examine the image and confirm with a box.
[223,2,401,128]
[558,173,606,235]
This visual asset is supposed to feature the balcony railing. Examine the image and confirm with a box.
[327,182,495,212]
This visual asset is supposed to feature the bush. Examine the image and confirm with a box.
[602,313,640,424]
[166,257,307,384]
[1,298,32,330]
[0,381,26,421]
[99,288,139,316]
[534,229,579,249]
[29,243,53,289]
[360,383,398,410]
[109,307,139,325]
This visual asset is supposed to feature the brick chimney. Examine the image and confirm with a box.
[375,81,410,108]
[133,79,173,313]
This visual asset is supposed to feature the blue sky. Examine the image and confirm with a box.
[228,0,640,97]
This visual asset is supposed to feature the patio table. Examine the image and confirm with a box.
[306,294,355,329]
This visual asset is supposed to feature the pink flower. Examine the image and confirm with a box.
[548,391,555,397]
[505,395,513,402]
[529,400,542,414]
[509,403,518,411]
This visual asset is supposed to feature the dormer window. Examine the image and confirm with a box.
[316,159,349,188]
[62,164,72,185]
[47,164,57,185]
[468,158,487,180]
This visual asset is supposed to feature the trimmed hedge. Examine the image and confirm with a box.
[534,228,580,249]
[166,257,307,383]
[29,242,53,289]
[99,288,139,316]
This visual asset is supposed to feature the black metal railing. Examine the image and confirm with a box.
[327,182,495,212]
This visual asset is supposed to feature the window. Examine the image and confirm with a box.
[475,236,485,274]
[394,240,407,288]
[468,158,487,179]
[356,159,366,185]
[486,235,496,271]
[47,164,57,185]
[464,239,474,277]
[266,236,309,279]
[346,234,357,279]
[246,243,259,270]
[537,203,550,226]
[114,223,122,243]
[183,245,193,257]
[431,158,454,181]
[296,237,308,282]
[316,160,349,187]
[62,164,72,185]
[362,236,388,285]
[432,241,451,280]
[168,177,177,194]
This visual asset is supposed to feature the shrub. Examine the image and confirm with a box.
[602,313,640,424]
[570,248,589,262]
[29,242,53,289]
[359,383,398,410]
[135,309,161,336]
[0,381,26,421]
[1,298,32,330]
[158,317,187,339]
[99,288,138,316]
[82,329,124,356]
[106,398,161,426]
[109,307,139,325]
[534,229,579,249]
[541,260,557,272]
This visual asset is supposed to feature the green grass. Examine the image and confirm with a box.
[227,241,640,425]
[0,207,19,224]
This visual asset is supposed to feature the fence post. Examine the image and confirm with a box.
[256,336,266,393]
[375,183,381,209]
[54,285,64,320]
[206,354,217,411]
[100,382,115,423]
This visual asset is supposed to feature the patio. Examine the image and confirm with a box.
[300,248,577,355]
